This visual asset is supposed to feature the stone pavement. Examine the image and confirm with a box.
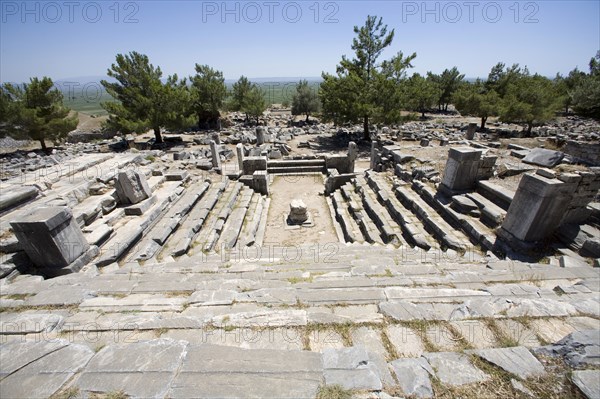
[1,244,599,398]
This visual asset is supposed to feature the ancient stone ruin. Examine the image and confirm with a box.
[0,113,599,398]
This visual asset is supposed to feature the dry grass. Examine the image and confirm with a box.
[50,387,80,399]
[315,385,353,399]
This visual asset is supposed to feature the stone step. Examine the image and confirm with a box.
[325,195,346,243]
[416,183,496,251]
[367,174,437,250]
[235,194,262,248]
[477,180,515,210]
[354,178,404,246]
[95,181,183,265]
[217,188,254,250]
[266,166,325,174]
[0,153,142,239]
[190,181,243,254]
[395,184,469,251]
[340,182,384,244]
[331,191,364,243]
[127,181,212,262]
[0,186,38,213]
[167,181,229,257]
[466,191,507,226]
[267,159,326,167]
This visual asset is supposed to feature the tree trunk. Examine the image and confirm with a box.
[305,114,309,123]
[363,116,370,141]
[526,123,533,136]
[39,139,47,151]
[154,127,163,143]
[480,116,487,130]
[421,110,426,118]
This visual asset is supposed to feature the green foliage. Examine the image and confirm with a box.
[229,76,253,120]
[571,51,600,119]
[554,69,586,114]
[244,85,267,124]
[228,76,267,124]
[0,86,15,137]
[190,64,226,128]
[499,73,558,135]
[1,77,78,150]
[486,62,526,98]
[101,51,192,143]
[427,67,465,111]
[453,79,500,129]
[319,15,415,140]
[291,79,320,121]
[404,73,440,117]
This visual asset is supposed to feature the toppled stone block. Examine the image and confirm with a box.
[534,330,600,368]
[451,195,480,216]
[522,148,564,168]
[500,173,576,243]
[114,170,151,205]
[0,186,38,212]
[10,207,89,269]
[582,238,600,258]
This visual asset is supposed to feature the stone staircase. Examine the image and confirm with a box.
[328,171,476,253]
[267,158,326,175]
[1,244,598,398]
[1,153,599,398]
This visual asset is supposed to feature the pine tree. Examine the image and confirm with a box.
[190,64,227,129]
[101,51,191,144]
[320,16,415,140]
[2,77,78,150]
[291,80,320,122]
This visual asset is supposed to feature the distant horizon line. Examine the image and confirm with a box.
[3,75,493,85]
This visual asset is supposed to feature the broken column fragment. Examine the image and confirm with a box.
[256,126,266,145]
[236,143,244,171]
[466,123,477,140]
[347,141,358,173]
[10,207,90,272]
[210,140,221,170]
[114,170,151,205]
[289,199,308,224]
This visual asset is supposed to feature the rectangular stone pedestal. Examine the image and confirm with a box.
[10,207,90,269]
[440,147,482,193]
[500,173,575,243]
[252,171,269,195]
[243,156,267,176]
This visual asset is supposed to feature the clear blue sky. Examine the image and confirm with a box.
[1,0,599,83]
